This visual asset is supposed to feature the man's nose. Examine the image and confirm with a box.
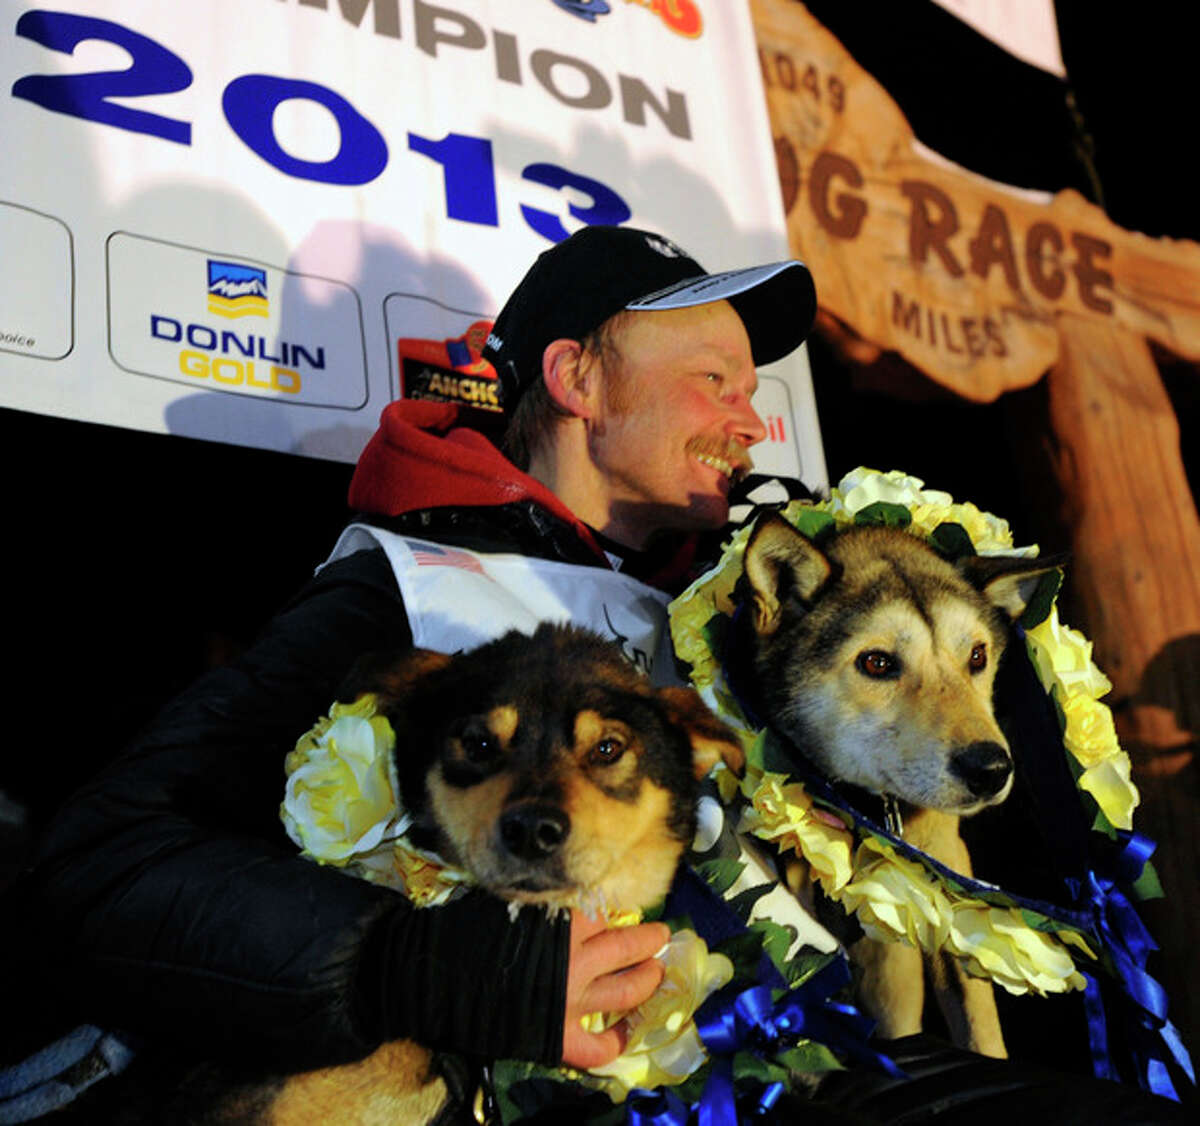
[727,396,768,447]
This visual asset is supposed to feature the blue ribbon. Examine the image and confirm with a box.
[688,957,906,1125]
[697,957,905,1078]
[633,866,904,1124]
[1076,831,1195,1101]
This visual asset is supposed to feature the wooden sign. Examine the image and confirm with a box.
[753,0,1200,402]
[751,0,1200,746]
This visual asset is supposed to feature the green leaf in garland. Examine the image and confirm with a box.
[785,947,842,989]
[744,729,767,774]
[1019,908,1065,936]
[732,1050,791,1086]
[931,865,972,898]
[749,918,798,979]
[642,899,665,922]
[493,1062,619,1125]
[929,521,976,559]
[669,1064,711,1107]
[728,882,775,920]
[788,508,836,540]
[491,1058,529,1122]
[1090,806,1118,838]
[853,501,912,528]
[694,856,748,898]
[776,1041,843,1075]
[717,929,774,983]
[1018,568,1064,630]
[1131,857,1165,901]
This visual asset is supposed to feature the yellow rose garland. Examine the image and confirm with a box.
[670,467,1137,997]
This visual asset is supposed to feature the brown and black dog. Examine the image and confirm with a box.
[205,622,743,1125]
[732,513,1062,1059]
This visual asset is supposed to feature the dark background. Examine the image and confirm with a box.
[2,0,1196,1093]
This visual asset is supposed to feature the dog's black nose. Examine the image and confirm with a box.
[499,804,569,859]
[951,742,1013,798]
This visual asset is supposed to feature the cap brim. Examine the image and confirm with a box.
[625,260,817,366]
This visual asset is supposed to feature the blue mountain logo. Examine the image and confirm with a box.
[207,260,268,319]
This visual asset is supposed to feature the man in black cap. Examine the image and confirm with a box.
[20,226,817,1120]
[485,224,815,547]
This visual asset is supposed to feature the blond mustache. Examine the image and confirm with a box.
[685,437,754,484]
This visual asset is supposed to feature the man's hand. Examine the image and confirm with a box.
[560,909,670,1069]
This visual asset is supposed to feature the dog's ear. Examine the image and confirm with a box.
[657,685,746,779]
[957,552,1068,621]
[338,647,455,710]
[742,513,833,634]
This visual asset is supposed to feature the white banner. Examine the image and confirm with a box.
[0,0,825,488]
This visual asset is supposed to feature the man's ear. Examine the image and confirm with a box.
[542,338,600,420]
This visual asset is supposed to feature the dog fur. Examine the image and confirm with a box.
[733,513,1062,1059]
[220,622,744,1125]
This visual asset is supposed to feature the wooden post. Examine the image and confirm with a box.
[1044,318,1200,1049]
[1046,316,1200,758]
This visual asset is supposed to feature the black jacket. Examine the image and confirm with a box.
[28,537,574,1072]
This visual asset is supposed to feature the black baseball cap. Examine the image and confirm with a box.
[482,225,817,409]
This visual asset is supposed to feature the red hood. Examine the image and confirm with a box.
[349,400,579,520]
[348,400,701,590]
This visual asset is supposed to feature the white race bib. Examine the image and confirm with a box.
[325,525,682,685]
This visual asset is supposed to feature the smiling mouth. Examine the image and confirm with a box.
[690,445,752,485]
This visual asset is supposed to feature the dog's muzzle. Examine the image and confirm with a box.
[950,742,1013,801]
[499,802,569,860]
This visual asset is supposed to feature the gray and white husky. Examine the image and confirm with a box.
[733,513,1062,1058]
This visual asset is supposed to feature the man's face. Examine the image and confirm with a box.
[586,300,767,545]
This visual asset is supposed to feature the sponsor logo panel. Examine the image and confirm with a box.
[107,233,367,408]
[384,294,503,417]
[0,201,73,360]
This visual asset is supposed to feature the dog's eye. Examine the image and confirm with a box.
[459,732,499,764]
[589,737,626,766]
[856,650,899,679]
[968,643,988,673]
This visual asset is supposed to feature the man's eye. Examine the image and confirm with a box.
[589,737,625,766]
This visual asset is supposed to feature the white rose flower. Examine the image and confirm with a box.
[281,695,404,864]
